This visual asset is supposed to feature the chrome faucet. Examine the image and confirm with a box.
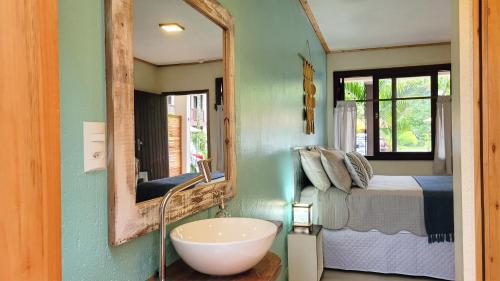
[159,159,212,281]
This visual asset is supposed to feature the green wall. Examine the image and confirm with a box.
[218,1,327,279]
[59,1,161,280]
[59,0,326,280]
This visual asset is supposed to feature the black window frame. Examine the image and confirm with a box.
[333,64,452,161]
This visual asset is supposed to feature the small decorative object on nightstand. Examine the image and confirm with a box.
[287,225,323,281]
[292,202,313,233]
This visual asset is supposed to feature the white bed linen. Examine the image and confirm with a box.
[323,228,455,280]
[349,175,426,236]
[301,175,427,236]
[367,175,420,190]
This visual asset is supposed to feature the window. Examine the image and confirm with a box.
[334,64,451,160]
[191,95,199,109]
[190,94,206,110]
[167,95,175,106]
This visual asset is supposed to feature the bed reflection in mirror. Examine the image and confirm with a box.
[133,0,225,203]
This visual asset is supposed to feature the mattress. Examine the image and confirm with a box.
[323,228,455,280]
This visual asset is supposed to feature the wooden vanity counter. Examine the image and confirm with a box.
[164,251,281,281]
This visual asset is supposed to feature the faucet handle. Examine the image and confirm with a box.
[197,159,212,183]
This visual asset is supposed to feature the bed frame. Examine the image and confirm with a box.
[291,146,455,280]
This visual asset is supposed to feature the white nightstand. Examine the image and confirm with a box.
[287,225,324,281]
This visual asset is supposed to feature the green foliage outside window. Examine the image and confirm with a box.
[190,130,208,172]
[438,74,451,96]
[345,82,367,134]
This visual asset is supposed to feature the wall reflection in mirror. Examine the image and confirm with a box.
[133,0,225,203]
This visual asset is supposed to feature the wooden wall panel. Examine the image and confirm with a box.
[482,0,500,279]
[474,0,483,279]
[0,0,61,280]
[168,115,183,176]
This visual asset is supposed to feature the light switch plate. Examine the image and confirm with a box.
[83,122,106,172]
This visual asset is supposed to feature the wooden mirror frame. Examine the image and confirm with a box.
[105,0,236,246]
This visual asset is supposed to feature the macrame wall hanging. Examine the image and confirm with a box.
[300,41,316,135]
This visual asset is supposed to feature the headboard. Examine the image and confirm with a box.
[291,146,315,202]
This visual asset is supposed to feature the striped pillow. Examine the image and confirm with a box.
[344,152,370,188]
[352,151,373,179]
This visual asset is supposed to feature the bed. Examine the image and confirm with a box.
[136,171,225,203]
[292,147,455,280]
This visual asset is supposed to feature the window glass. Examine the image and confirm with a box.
[378,100,392,152]
[379,78,392,99]
[394,76,432,152]
[396,76,431,98]
[438,71,451,96]
[396,99,432,152]
[344,82,364,101]
[378,79,393,152]
[344,77,374,156]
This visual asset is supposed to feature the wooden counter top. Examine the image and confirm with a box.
[163,252,281,281]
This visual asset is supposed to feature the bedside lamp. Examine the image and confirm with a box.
[292,203,313,233]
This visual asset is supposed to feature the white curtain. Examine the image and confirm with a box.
[333,101,357,152]
[215,104,225,172]
[434,96,453,175]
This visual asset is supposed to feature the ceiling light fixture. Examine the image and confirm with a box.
[159,23,185,33]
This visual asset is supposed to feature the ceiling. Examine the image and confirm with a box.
[133,0,222,65]
[307,0,451,51]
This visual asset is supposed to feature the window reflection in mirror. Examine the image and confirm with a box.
[133,0,225,203]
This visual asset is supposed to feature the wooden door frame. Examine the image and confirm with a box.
[0,0,61,279]
[474,0,483,279]
[477,0,500,279]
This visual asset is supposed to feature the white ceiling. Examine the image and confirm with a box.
[308,0,451,51]
[133,0,222,65]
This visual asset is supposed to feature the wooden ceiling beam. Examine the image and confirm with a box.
[298,0,331,53]
[133,57,222,68]
[330,41,451,54]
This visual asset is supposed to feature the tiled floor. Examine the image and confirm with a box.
[321,270,440,281]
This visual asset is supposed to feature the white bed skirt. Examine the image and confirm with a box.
[323,228,455,281]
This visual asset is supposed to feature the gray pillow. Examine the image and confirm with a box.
[352,151,373,179]
[344,152,370,188]
[319,149,352,193]
[299,149,331,192]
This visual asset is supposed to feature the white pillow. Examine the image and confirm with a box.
[319,149,352,193]
[299,149,331,192]
[344,152,370,188]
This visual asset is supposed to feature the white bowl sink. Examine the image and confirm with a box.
[170,217,277,276]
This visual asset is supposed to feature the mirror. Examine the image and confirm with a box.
[132,0,225,204]
[105,0,235,246]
